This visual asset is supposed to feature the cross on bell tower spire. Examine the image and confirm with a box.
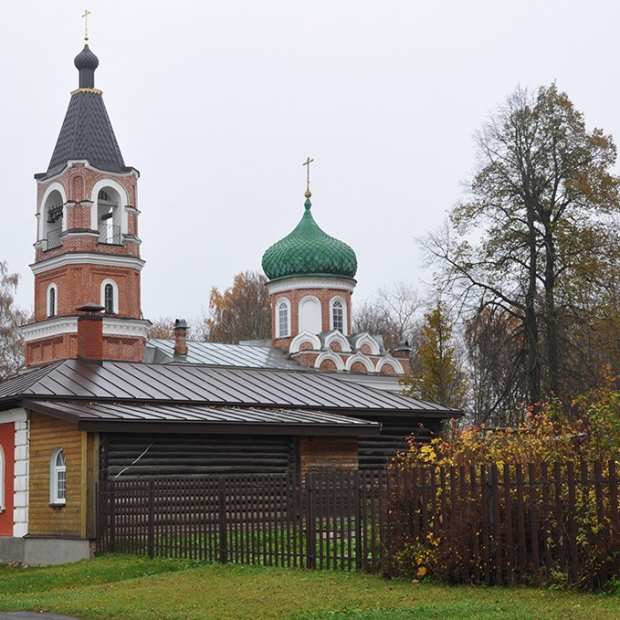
[82,9,92,43]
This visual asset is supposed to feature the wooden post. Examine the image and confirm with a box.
[218,478,228,564]
[306,474,316,569]
[109,483,116,553]
[147,480,155,558]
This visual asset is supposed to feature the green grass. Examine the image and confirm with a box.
[0,555,618,619]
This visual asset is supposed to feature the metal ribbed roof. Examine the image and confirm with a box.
[147,340,300,369]
[0,359,459,416]
[24,400,380,436]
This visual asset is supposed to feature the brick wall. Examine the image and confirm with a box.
[299,437,358,478]
[25,333,145,366]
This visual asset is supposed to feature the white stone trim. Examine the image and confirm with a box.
[91,179,130,234]
[345,353,375,373]
[46,283,59,318]
[31,253,145,275]
[0,409,29,538]
[38,182,67,240]
[314,351,345,371]
[20,317,78,342]
[376,356,405,376]
[267,276,356,296]
[60,231,100,238]
[100,278,119,314]
[353,333,381,356]
[20,316,150,343]
[324,330,352,353]
[289,332,322,354]
[329,295,348,335]
[275,297,291,339]
[103,317,150,339]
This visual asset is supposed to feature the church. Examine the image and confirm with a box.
[0,40,459,564]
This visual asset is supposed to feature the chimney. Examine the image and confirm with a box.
[174,319,188,359]
[76,303,105,361]
[390,340,412,374]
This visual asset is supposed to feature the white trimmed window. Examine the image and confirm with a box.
[47,283,58,318]
[50,449,66,505]
[0,446,4,511]
[330,297,347,334]
[277,298,291,338]
[100,279,119,314]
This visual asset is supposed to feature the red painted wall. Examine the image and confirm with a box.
[0,423,14,536]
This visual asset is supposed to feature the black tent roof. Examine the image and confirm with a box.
[37,44,130,180]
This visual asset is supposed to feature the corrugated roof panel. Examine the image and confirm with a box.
[26,400,380,429]
[0,359,460,417]
[148,340,301,370]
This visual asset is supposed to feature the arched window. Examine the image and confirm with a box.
[100,279,119,314]
[41,189,64,250]
[97,187,122,244]
[104,284,114,314]
[0,446,5,511]
[47,283,58,318]
[332,300,344,332]
[278,301,289,338]
[50,449,66,505]
[330,297,347,334]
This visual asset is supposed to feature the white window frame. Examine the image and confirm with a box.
[275,297,291,338]
[330,297,347,334]
[0,446,5,512]
[50,448,66,506]
[100,278,119,314]
[47,283,59,318]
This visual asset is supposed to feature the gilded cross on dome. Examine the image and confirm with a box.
[82,9,92,42]
[302,156,315,198]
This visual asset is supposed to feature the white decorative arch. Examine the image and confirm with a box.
[46,283,59,318]
[90,178,130,234]
[275,297,291,338]
[376,356,405,376]
[345,353,375,373]
[324,329,352,353]
[289,332,321,354]
[329,296,348,334]
[0,445,4,511]
[298,295,322,335]
[100,278,119,314]
[353,333,381,356]
[39,182,67,239]
[314,350,345,371]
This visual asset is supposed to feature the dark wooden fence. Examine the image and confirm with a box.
[96,461,620,587]
[384,460,620,588]
[97,470,385,571]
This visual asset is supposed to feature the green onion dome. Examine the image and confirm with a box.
[262,197,357,281]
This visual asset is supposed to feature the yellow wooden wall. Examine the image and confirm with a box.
[28,413,98,538]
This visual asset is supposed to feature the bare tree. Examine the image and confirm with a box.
[353,283,421,350]
[0,262,25,380]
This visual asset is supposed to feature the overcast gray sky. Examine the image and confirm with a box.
[2,0,619,321]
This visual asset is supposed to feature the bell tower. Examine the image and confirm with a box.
[22,40,149,366]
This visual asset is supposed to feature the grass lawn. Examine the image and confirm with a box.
[0,555,618,620]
